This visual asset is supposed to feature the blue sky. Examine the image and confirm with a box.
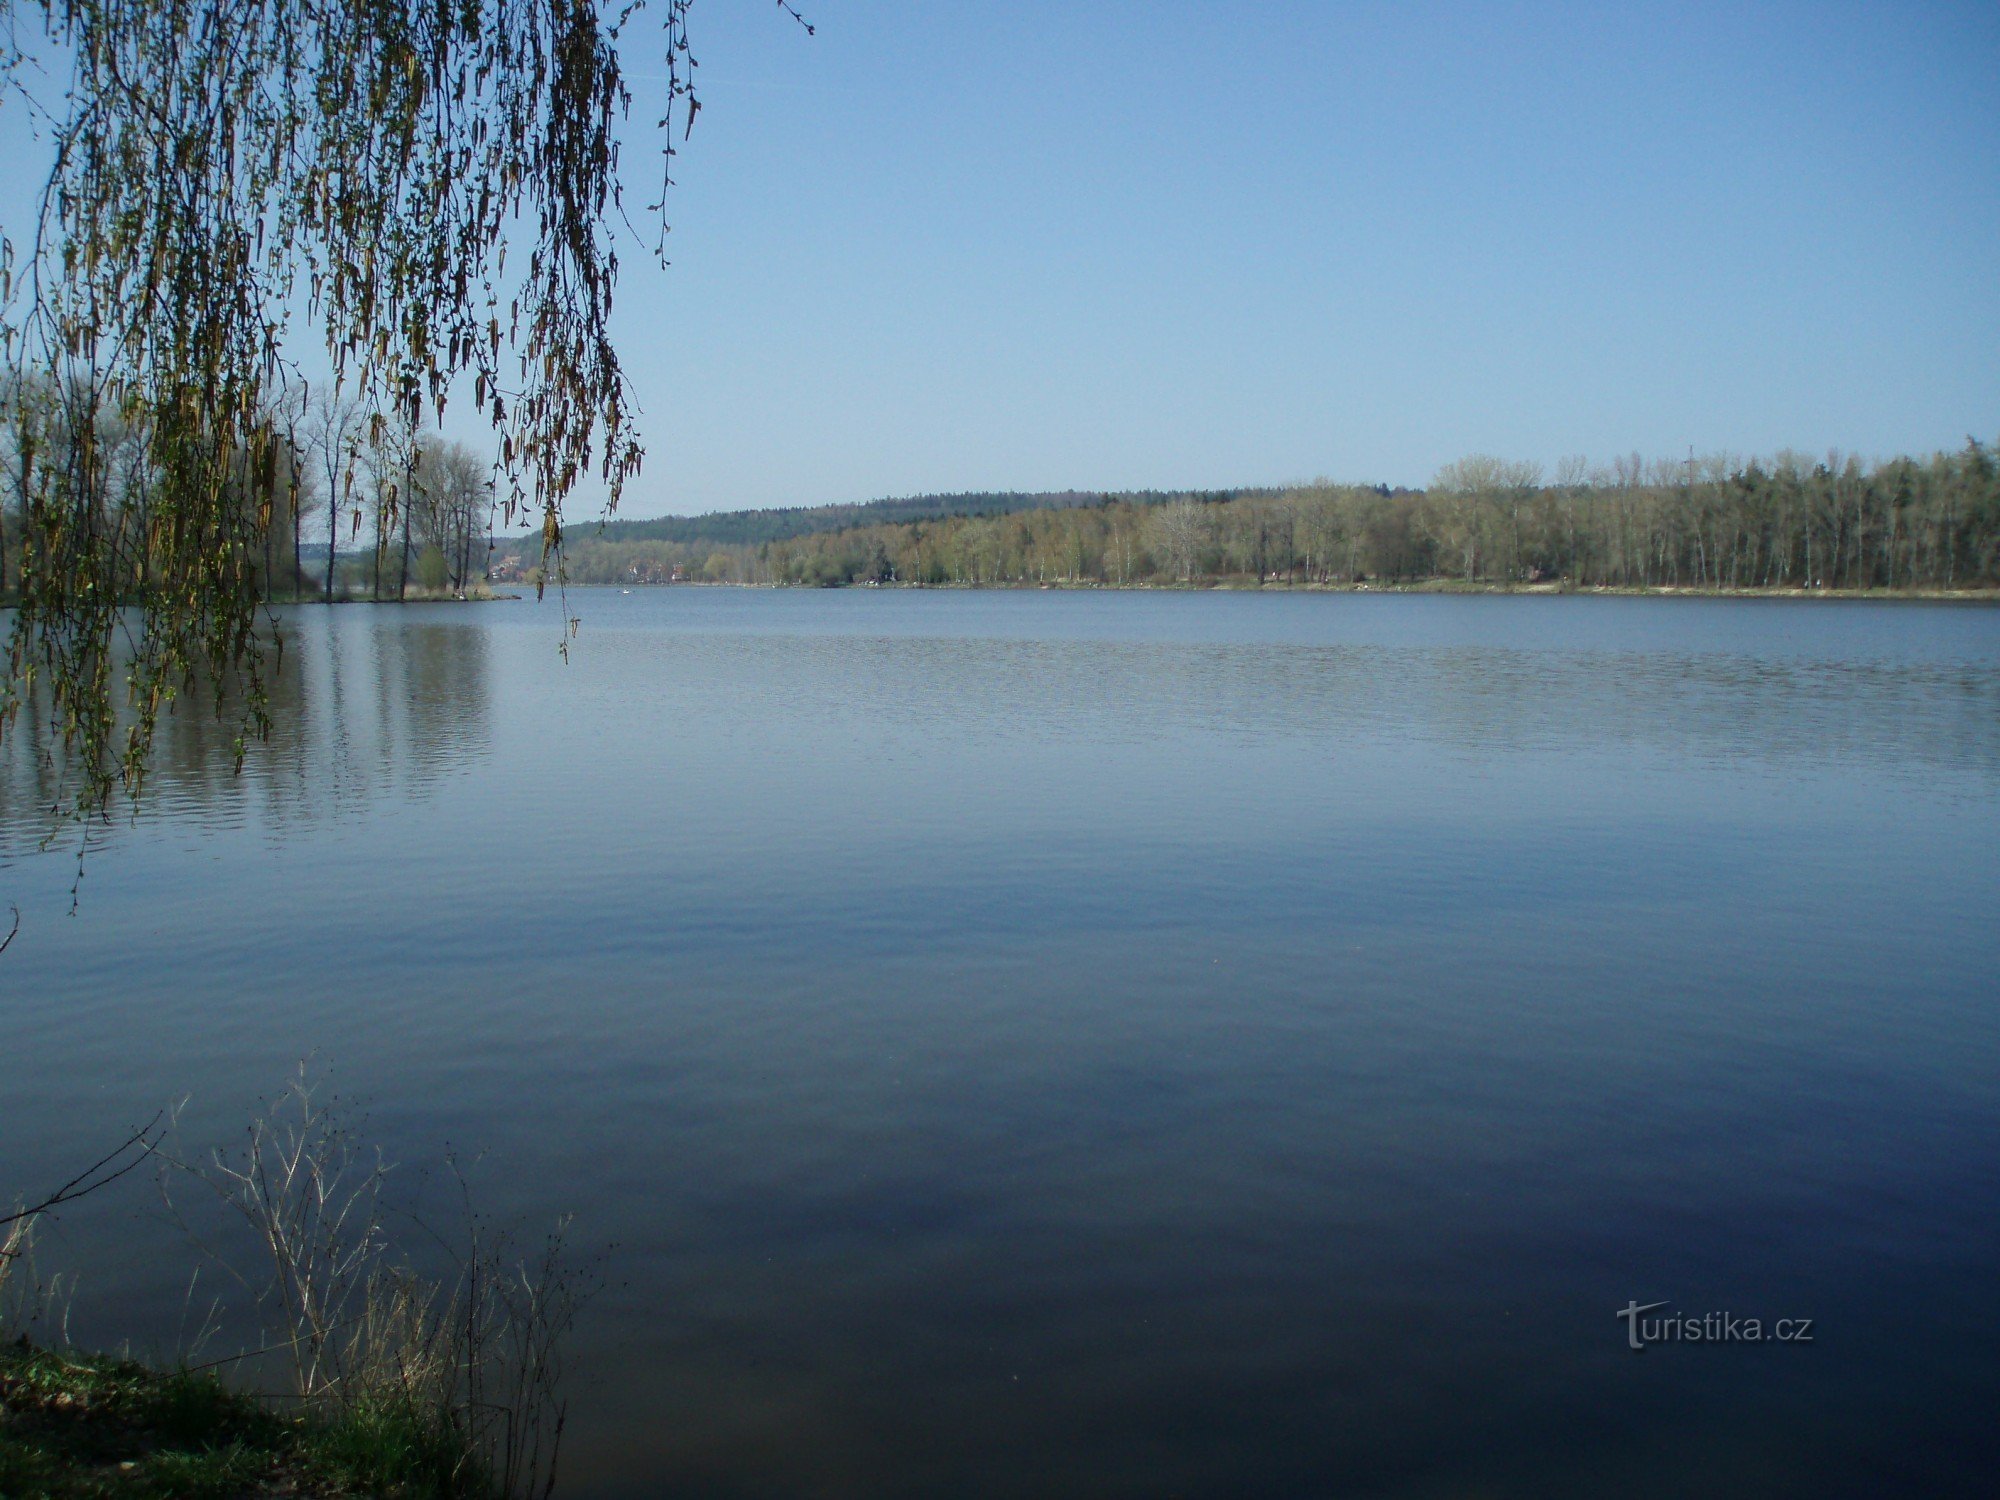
[2,1,1995,514]
[592,0,1996,513]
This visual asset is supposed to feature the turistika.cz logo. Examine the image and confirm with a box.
[1618,1301,1814,1350]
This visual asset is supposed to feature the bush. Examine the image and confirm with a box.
[416,544,451,593]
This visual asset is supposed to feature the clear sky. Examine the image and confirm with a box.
[3,2,1995,514]
[587,0,1996,515]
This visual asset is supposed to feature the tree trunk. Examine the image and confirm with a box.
[398,479,413,600]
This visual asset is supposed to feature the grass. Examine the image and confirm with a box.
[1,1072,580,1497]
[0,1337,492,1498]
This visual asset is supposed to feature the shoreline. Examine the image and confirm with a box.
[0,1336,476,1497]
[535,578,2000,602]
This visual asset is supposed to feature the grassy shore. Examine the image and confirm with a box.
[1,1075,577,1499]
[0,1337,487,1499]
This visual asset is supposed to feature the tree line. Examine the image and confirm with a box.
[15,404,1993,598]
[2,0,708,816]
[0,376,500,605]
[540,487,1269,551]
[516,443,1999,592]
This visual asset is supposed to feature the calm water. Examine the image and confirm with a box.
[3,589,1997,1497]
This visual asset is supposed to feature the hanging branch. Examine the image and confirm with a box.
[0,1,814,820]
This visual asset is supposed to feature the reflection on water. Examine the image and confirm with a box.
[2,591,1997,1500]
[608,631,2000,788]
[0,608,491,853]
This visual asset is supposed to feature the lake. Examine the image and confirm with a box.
[3,588,1997,1497]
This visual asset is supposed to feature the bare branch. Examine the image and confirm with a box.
[1,1109,167,1233]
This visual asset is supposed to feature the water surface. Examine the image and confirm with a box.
[3,590,1997,1497]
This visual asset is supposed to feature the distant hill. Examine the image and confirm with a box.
[494,487,1272,555]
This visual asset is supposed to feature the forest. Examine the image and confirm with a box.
[508,443,2000,593]
[543,489,1227,548]
[5,380,1994,601]
[0,378,498,603]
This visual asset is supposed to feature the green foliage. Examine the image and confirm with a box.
[0,1336,501,1495]
[518,488,1204,548]
[416,544,451,594]
[297,1392,490,1497]
[489,487,1269,565]
[0,1337,492,1498]
[0,1068,584,1498]
[0,0,712,819]
[520,442,2000,592]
